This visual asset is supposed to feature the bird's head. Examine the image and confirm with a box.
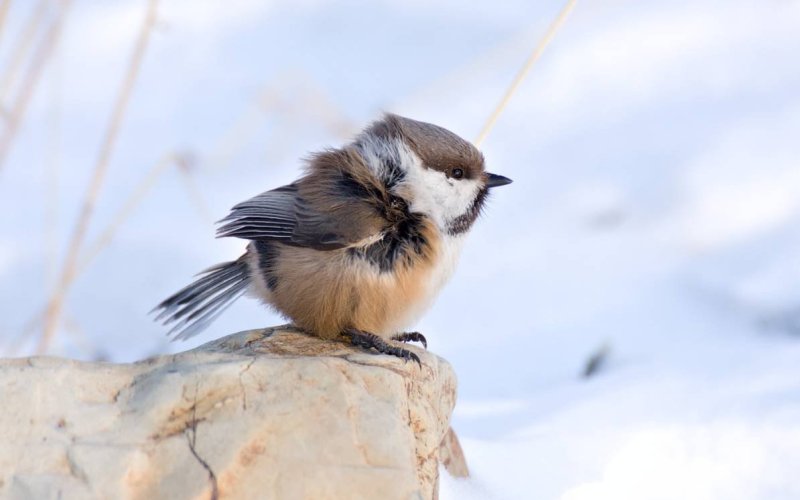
[356,114,512,235]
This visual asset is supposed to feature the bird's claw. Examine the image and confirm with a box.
[391,331,428,349]
[344,329,422,367]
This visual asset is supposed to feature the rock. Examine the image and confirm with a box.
[0,326,458,500]
[438,427,469,479]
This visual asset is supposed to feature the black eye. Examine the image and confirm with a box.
[451,168,464,179]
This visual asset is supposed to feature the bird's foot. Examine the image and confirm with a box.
[391,331,427,349]
[343,329,421,366]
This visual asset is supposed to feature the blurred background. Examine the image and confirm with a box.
[0,0,799,498]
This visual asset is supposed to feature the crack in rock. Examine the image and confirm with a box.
[185,381,219,500]
[66,450,89,485]
[1,327,456,499]
[237,357,257,411]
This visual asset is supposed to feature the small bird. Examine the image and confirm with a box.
[153,114,511,363]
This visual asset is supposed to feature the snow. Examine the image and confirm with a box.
[1,0,799,498]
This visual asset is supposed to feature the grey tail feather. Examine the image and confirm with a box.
[152,257,250,341]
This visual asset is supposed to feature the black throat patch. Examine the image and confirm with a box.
[447,187,489,236]
[349,195,429,273]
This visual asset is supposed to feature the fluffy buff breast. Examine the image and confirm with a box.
[247,222,462,339]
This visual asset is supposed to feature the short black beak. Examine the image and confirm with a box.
[486,172,513,188]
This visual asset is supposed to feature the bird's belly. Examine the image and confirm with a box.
[379,233,465,333]
[247,233,464,339]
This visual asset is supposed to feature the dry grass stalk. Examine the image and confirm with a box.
[473,0,577,147]
[0,0,11,47]
[292,75,355,139]
[38,0,159,354]
[397,29,537,111]
[0,0,50,106]
[62,313,95,358]
[201,83,282,173]
[4,308,42,355]
[6,153,187,356]
[175,154,214,224]
[204,73,354,174]
[76,153,176,275]
[44,26,64,289]
[0,0,70,171]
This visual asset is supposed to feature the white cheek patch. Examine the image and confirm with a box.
[356,135,483,229]
[394,140,482,228]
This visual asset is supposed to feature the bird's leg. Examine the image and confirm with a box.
[343,328,421,366]
[391,331,427,349]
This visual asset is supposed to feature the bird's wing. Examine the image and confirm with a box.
[216,175,387,250]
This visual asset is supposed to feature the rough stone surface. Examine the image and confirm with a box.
[439,427,469,479]
[0,326,457,500]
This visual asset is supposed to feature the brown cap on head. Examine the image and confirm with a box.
[368,114,486,181]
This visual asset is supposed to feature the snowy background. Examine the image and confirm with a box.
[1,0,799,498]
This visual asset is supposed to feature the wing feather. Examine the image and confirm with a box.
[216,163,387,250]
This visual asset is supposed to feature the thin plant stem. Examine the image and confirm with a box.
[176,157,214,224]
[76,153,176,275]
[202,84,279,173]
[0,0,50,105]
[38,0,159,354]
[0,0,12,48]
[44,18,64,291]
[0,0,70,171]
[473,0,577,147]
